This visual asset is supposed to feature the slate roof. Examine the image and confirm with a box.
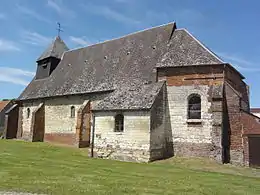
[156,29,223,67]
[19,22,225,110]
[37,36,69,62]
[93,82,165,110]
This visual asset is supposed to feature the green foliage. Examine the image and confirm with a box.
[0,140,259,195]
[1,98,15,101]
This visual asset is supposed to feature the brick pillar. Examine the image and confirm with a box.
[76,100,90,148]
[31,103,45,142]
[224,83,244,165]
[4,104,19,139]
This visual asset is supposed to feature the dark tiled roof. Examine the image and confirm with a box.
[19,23,175,100]
[37,36,69,62]
[19,22,225,104]
[93,82,165,110]
[156,29,223,67]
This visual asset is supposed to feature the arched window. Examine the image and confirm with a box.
[70,106,75,118]
[188,94,201,119]
[115,114,124,132]
[27,108,30,119]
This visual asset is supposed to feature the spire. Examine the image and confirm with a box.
[37,36,69,62]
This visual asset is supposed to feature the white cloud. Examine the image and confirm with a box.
[16,4,51,23]
[218,52,260,72]
[47,0,75,18]
[83,4,140,25]
[0,39,20,52]
[21,31,52,46]
[0,67,34,86]
[69,36,91,46]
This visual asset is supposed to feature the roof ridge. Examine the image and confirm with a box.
[66,22,176,54]
[179,28,224,63]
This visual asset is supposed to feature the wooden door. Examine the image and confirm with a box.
[249,136,260,167]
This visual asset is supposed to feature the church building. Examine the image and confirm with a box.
[4,22,260,167]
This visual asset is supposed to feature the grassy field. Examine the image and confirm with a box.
[0,140,260,195]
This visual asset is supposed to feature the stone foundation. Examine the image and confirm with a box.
[91,147,150,162]
[173,142,214,157]
[230,150,244,166]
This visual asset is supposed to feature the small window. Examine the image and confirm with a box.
[27,108,30,119]
[42,64,47,69]
[115,114,124,132]
[188,94,201,119]
[70,106,75,118]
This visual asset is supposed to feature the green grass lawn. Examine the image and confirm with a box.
[0,140,260,195]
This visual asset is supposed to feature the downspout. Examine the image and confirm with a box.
[91,112,95,158]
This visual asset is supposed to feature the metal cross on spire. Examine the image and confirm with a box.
[56,22,64,37]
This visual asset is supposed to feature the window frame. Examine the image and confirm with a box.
[70,106,75,118]
[114,113,124,132]
[187,94,201,120]
[26,108,30,119]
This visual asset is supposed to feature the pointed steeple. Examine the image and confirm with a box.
[37,36,69,62]
[35,36,69,80]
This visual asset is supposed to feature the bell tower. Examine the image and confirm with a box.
[35,36,69,80]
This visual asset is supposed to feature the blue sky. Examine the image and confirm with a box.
[0,0,260,107]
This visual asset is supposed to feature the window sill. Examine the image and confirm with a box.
[114,132,124,135]
[186,119,202,124]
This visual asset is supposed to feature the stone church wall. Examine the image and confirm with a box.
[166,85,214,157]
[20,93,108,145]
[158,66,224,161]
[21,100,42,140]
[92,111,151,162]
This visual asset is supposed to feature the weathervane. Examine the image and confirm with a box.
[56,22,63,37]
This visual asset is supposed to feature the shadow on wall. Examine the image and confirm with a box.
[222,87,231,164]
[163,86,174,158]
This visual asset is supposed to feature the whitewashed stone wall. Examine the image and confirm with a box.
[44,96,85,134]
[21,94,107,136]
[167,85,213,144]
[22,101,41,133]
[92,111,151,162]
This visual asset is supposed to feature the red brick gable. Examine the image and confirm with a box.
[241,111,260,135]
[250,108,260,113]
[0,101,10,112]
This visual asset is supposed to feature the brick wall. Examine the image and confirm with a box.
[223,65,250,165]
[91,111,151,162]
